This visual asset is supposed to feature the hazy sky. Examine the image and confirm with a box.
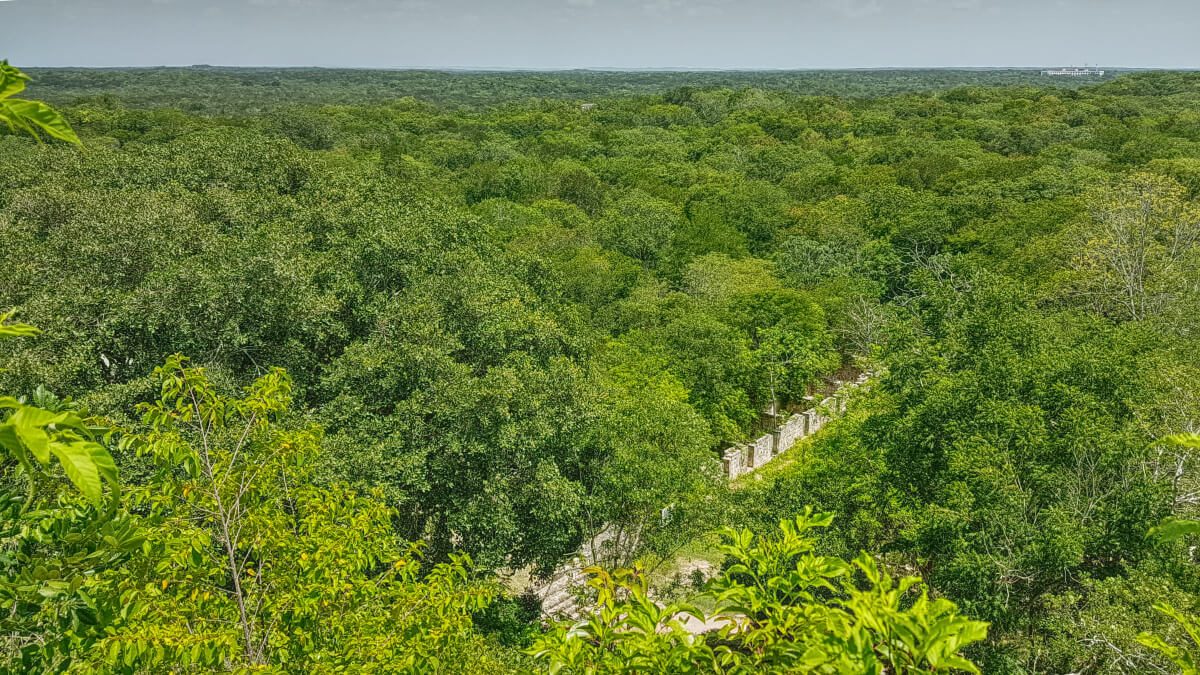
[3,0,1197,69]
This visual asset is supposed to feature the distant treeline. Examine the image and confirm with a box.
[24,66,1130,114]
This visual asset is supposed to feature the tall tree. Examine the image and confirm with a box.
[1074,173,1200,321]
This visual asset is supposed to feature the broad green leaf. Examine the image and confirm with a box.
[0,60,31,97]
[0,98,82,146]
[14,424,51,465]
[1163,433,1200,450]
[1148,517,1200,544]
[0,321,39,338]
[0,423,23,458]
[1155,602,1200,654]
[10,405,70,429]
[48,441,104,507]
[88,442,120,489]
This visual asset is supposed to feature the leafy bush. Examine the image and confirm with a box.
[532,509,988,674]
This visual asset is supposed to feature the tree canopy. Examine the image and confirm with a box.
[5,63,1200,673]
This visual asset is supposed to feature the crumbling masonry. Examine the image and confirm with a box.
[720,372,872,480]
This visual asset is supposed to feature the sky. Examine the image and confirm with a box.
[2,0,1198,70]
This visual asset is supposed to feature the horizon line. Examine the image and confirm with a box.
[18,65,1193,72]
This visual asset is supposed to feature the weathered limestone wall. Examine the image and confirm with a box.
[775,414,806,456]
[719,373,876,480]
[722,446,743,480]
[750,434,773,468]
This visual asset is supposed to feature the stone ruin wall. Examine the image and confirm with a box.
[722,372,871,480]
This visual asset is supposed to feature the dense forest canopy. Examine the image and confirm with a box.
[4,65,1200,673]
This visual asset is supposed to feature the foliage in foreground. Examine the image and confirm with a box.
[0,312,501,673]
[1138,438,1200,675]
[90,357,498,673]
[0,311,132,671]
[533,509,988,674]
[0,61,81,147]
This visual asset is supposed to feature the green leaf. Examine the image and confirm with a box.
[0,60,31,97]
[0,321,39,338]
[1148,517,1200,544]
[1163,433,1200,451]
[14,423,51,465]
[48,441,104,507]
[0,98,82,146]
[88,442,119,490]
[0,423,24,459]
[9,404,70,429]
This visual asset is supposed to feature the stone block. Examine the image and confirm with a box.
[722,446,743,480]
[750,434,773,468]
[776,414,804,454]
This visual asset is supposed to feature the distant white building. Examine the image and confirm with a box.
[1044,67,1106,76]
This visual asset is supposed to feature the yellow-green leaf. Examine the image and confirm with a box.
[48,441,104,507]
[0,98,82,146]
